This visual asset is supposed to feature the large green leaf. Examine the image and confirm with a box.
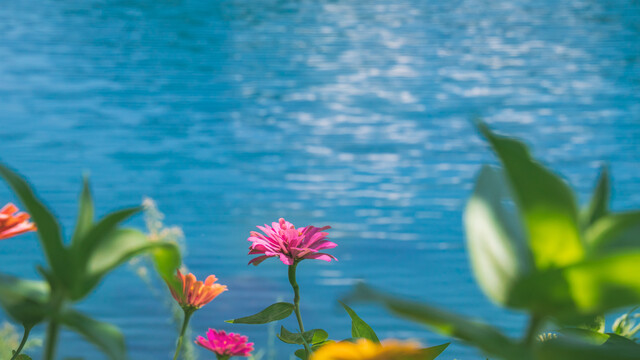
[347,284,529,360]
[0,274,48,327]
[70,177,94,247]
[76,228,178,300]
[226,302,294,324]
[586,211,640,255]
[581,166,610,229]
[464,165,533,305]
[479,124,583,269]
[339,301,380,343]
[278,326,328,345]
[0,164,71,289]
[59,309,126,360]
[563,251,640,314]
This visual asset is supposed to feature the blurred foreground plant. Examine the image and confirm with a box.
[0,165,182,360]
[347,123,640,359]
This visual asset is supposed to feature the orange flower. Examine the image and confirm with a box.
[310,339,422,360]
[0,203,36,240]
[169,270,227,309]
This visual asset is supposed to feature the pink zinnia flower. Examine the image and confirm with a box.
[195,329,254,358]
[248,218,336,266]
[0,203,37,240]
[169,270,227,309]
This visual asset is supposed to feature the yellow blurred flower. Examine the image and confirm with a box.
[310,339,422,360]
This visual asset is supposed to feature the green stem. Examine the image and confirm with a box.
[288,261,312,356]
[44,295,64,360]
[10,325,32,360]
[524,314,543,346]
[173,308,195,360]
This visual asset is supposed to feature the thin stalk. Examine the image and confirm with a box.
[288,261,312,356]
[173,308,195,360]
[524,314,543,346]
[44,295,64,360]
[10,325,32,360]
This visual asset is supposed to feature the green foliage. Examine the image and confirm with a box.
[0,276,48,327]
[277,326,328,345]
[339,301,380,343]
[417,343,450,360]
[59,309,126,360]
[226,302,295,324]
[0,164,183,360]
[347,123,640,359]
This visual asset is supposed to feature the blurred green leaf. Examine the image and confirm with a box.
[70,177,94,247]
[0,274,48,327]
[73,206,142,269]
[464,165,533,305]
[581,166,610,229]
[77,228,178,300]
[479,123,583,269]
[578,315,605,333]
[226,302,294,324]
[277,326,328,345]
[563,251,640,314]
[0,164,71,289]
[534,332,640,360]
[418,342,450,360]
[347,284,529,360]
[59,309,126,360]
[586,211,640,255]
[339,301,380,343]
[14,354,32,360]
[558,328,608,345]
[150,244,182,296]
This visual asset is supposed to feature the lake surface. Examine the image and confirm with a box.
[1,0,639,358]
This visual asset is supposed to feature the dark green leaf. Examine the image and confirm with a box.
[581,166,610,228]
[70,177,94,247]
[226,302,294,324]
[277,326,328,345]
[0,274,49,326]
[418,343,450,360]
[558,328,608,345]
[14,355,32,360]
[534,332,640,360]
[60,309,126,360]
[339,301,380,343]
[294,349,307,360]
[464,165,533,305]
[0,164,70,288]
[479,123,583,269]
[347,284,529,360]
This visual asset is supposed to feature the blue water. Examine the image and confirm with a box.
[1,0,639,358]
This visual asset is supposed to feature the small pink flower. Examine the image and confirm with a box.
[248,218,336,266]
[0,203,37,240]
[195,329,254,358]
